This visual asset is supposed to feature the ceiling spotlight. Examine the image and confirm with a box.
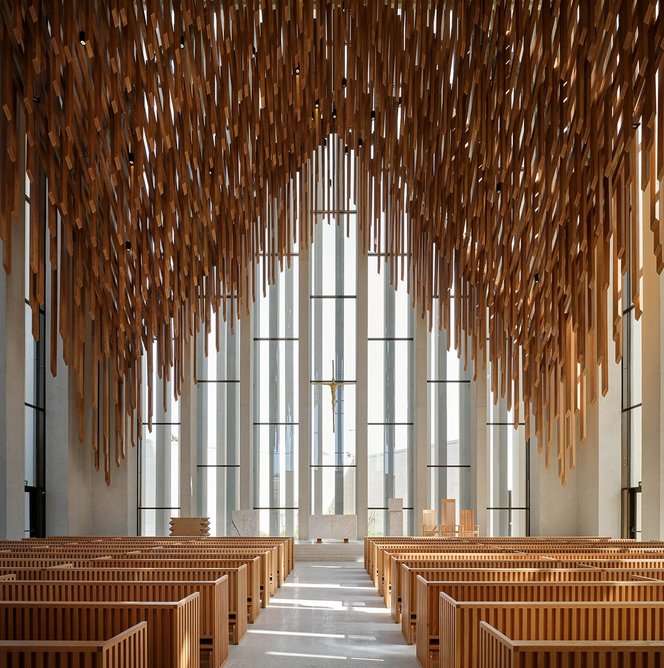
[496,181,502,193]
[33,95,40,104]
[371,109,376,119]
[332,108,337,119]
[128,151,135,166]
[294,64,300,75]
[358,138,363,148]
[632,119,641,129]
[314,98,320,109]
[344,146,349,155]
[398,96,402,105]
[180,34,185,48]
[78,30,87,45]
[209,166,214,175]
[534,272,540,283]
[252,46,257,58]
[125,240,132,252]
[323,138,327,147]
[342,76,347,87]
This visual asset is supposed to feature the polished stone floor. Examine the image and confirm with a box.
[226,561,418,667]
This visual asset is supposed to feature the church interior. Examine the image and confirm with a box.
[1,0,664,665]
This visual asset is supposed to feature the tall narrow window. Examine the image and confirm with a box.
[196,309,241,535]
[310,196,357,516]
[428,296,472,526]
[253,253,299,535]
[24,171,46,537]
[139,347,180,535]
[367,253,414,535]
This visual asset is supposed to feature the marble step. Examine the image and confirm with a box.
[295,540,364,562]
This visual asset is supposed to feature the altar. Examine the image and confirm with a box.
[309,514,358,542]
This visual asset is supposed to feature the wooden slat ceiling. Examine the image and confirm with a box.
[1,1,663,484]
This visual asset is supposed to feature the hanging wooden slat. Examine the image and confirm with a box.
[0,0,662,485]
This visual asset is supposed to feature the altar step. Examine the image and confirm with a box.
[295,540,364,562]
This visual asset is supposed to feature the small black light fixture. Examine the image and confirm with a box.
[294,64,300,75]
[252,46,257,58]
[496,181,502,193]
[344,145,349,155]
[341,76,347,87]
[314,98,320,109]
[209,166,214,175]
[358,138,363,148]
[180,34,185,48]
[371,109,376,119]
[398,96,402,105]
[125,240,132,252]
[323,138,327,147]
[128,151,135,166]
[332,107,337,119]
[33,95,41,104]
[534,272,540,284]
[632,119,641,129]
[78,30,87,45]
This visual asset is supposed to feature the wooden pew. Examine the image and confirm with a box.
[399,565,615,643]
[40,565,247,644]
[415,579,664,668]
[441,597,664,668]
[0,597,199,668]
[478,622,664,668]
[0,621,148,668]
[92,556,269,610]
[0,578,229,668]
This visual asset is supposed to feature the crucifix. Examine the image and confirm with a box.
[314,360,356,432]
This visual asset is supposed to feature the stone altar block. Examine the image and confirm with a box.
[309,514,358,542]
[231,510,259,536]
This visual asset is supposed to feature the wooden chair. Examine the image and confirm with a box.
[422,510,437,536]
[458,509,480,537]
[439,499,458,536]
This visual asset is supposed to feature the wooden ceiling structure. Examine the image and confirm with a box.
[0,1,663,484]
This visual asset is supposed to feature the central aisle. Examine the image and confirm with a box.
[226,561,418,667]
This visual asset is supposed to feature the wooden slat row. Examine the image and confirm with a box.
[0,1,663,484]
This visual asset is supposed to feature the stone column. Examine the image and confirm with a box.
[179,339,198,518]
[641,220,664,539]
[0,102,26,539]
[298,246,311,539]
[356,247,368,538]
[239,308,254,512]
[413,313,428,535]
[470,365,488,536]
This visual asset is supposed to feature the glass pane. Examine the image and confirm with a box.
[367,258,412,339]
[310,297,357,381]
[198,466,240,536]
[140,424,180,509]
[429,382,471,466]
[311,218,357,296]
[255,256,299,339]
[24,406,37,486]
[311,466,356,515]
[254,340,299,423]
[140,508,180,537]
[197,383,241,466]
[257,509,298,537]
[196,312,241,381]
[367,340,412,423]
[24,303,37,406]
[367,424,412,508]
[311,385,355,465]
[253,425,299,536]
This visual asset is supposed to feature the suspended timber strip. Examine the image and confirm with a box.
[0,1,663,484]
